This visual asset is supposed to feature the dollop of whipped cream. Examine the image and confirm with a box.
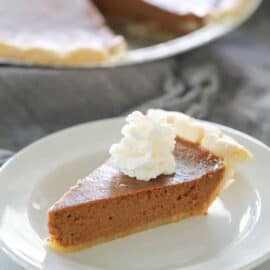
[109,111,176,181]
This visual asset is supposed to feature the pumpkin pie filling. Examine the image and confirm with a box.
[48,137,225,250]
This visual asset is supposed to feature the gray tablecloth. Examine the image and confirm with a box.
[0,1,270,269]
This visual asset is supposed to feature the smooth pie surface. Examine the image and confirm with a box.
[51,138,224,208]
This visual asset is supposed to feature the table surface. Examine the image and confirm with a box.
[0,1,270,269]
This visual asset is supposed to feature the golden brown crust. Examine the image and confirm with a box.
[0,38,125,66]
[147,109,252,180]
[206,0,254,22]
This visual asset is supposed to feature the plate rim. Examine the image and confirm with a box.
[0,116,270,270]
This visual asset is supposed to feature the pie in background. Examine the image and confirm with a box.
[0,0,249,66]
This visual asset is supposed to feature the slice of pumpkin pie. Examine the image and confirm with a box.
[47,109,251,251]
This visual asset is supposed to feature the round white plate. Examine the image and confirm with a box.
[0,0,262,68]
[0,117,270,270]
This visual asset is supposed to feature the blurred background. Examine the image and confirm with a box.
[0,0,269,269]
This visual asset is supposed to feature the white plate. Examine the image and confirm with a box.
[0,117,270,270]
[0,0,262,69]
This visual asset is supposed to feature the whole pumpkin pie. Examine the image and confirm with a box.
[0,0,247,65]
[47,109,251,251]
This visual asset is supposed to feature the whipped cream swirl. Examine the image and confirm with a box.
[109,111,176,181]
